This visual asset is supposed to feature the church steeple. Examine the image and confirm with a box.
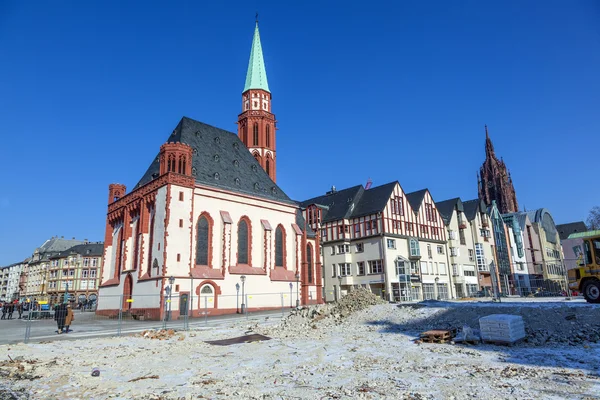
[478,125,519,214]
[238,19,277,182]
[485,124,495,157]
[244,21,270,93]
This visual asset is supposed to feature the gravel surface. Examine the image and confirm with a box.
[1,297,600,399]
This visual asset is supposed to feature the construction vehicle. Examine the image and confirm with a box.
[566,231,600,303]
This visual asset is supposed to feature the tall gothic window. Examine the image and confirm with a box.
[243,125,248,144]
[275,225,284,267]
[266,159,271,176]
[253,123,259,146]
[266,125,270,147]
[307,243,313,283]
[147,210,155,275]
[238,218,249,265]
[196,215,210,266]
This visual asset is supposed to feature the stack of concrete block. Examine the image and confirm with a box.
[479,314,526,344]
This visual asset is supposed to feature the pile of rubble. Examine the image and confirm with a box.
[258,288,386,338]
[393,302,600,347]
[139,329,184,341]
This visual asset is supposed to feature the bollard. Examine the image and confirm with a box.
[117,295,123,337]
[204,297,208,326]
[245,294,249,320]
[24,309,32,343]
[280,293,284,317]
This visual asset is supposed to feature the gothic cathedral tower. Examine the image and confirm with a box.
[238,21,277,182]
[478,126,519,214]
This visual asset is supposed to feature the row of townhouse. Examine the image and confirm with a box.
[1,236,104,306]
[0,260,28,302]
[300,181,565,302]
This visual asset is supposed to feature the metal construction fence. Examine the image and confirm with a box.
[0,290,307,345]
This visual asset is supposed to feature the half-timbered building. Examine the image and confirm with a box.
[300,182,448,302]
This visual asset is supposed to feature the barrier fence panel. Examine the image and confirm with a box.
[4,291,300,344]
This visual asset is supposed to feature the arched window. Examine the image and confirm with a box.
[275,225,285,267]
[201,285,213,294]
[243,125,248,144]
[253,123,259,146]
[238,218,250,265]
[254,153,260,163]
[196,215,211,266]
[266,159,270,176]
[307,243,313,283]
[266,125,271,147]
[147,209,155,275]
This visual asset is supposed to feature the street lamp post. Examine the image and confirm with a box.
[240,275,246,314]
[289,282,293,308]
[64,282,69,304]
[435,277,440,300]
[235,283,240,313]
[337,275,342,301]
[167,276,175,320]
[295,272,300,307]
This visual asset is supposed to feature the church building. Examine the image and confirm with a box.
[96,21,322,319]
[477,126,519,214]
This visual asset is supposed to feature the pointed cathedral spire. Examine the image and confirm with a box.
[244,21,270,93]
[485,124,495,156]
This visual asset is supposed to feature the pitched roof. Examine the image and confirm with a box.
[350,182,397,218]
[134,117,295,205]
[299,185,364,223]
[244,22,270,93]
[435,198,462,226]
[462,199,484,221]
[405,189,428,213]
[67,243,105,257]
[37,237,85,255]
[557,221,588,241]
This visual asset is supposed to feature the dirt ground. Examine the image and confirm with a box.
[1,296,600,399]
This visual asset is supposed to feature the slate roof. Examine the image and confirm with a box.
[406,189,428,213]
[299,185,364,223]
[350,182,396,218]
[134,117,295,205]
[51,243,105,259]
[557,222,587,241]
[435,198,463,226]
[462,199,484,221]
[300,181,400,223]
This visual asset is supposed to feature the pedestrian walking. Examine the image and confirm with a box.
[17,303,22,319]
[7,304,14,320]
[54,303,68,334]
[64,304,75,333]
[0,303,5,320]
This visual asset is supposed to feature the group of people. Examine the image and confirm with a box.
[0,301,23,320]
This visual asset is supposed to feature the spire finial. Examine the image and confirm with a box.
[485,124,489,138]
[255,12,259,24]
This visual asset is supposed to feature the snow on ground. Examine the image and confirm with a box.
[1,298,600,400]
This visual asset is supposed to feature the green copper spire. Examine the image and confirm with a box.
[243,22,270,93]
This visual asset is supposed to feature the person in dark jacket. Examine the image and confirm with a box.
[17,303,22,319]
[7,304,14,320]
[54,303,68,333]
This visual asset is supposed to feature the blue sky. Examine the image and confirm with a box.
[1,1,599,265]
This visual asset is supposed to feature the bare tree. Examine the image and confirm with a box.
[587,206,600,230]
